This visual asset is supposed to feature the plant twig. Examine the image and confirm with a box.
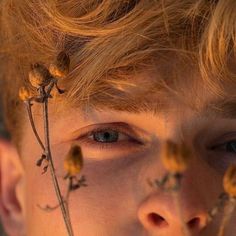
[165,174,190,236]
[169,176,190,236]
[25,100,45,151]
[207,192,229,224]
[217,197,236,236]
[41,87,74,236]
[20,52,76,236]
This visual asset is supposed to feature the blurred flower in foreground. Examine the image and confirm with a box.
[147,139,192,191]
[161,139,191,174]
[217,165,236,236]
[64,145,84,178]
[64,145,87,192]
[223,164,236,198]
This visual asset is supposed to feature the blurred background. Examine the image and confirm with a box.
[0,100,8,235]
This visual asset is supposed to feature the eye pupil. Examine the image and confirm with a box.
[226,142,236,152]
[93,130,119,143]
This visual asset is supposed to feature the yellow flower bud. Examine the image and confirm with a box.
[161,140,191,174]
[28,63,52,88]
[64,145,83,176]
[18,86,32,101]
[223,165,236,198]
[49,51,70,79]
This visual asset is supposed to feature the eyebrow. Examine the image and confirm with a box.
[89,96,169,117]
[90,97,236,120]
[202,98,236,119]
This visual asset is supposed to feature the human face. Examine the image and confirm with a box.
[1,76,236,236]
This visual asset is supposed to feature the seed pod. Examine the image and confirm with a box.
[161,140,191,174]
[64,145,83,176]
[28,63,52,88]
[49,51,70,79]
[223,165,236,198]
[18,86,32,101]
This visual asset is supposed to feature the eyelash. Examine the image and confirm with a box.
[77,125,144,150]
[211,140,236,154]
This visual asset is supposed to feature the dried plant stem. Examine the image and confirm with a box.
[42,88,74,236]
[207,193,229,224]
[25,101,45,150]
[170,176,190,236]
[64,180,73,229]
[217,198,236,236]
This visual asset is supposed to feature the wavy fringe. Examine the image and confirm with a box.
[1,0,236,147]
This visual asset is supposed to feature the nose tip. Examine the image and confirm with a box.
[144,212,207,233]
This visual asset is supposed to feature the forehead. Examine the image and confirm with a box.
[50,66,236,122]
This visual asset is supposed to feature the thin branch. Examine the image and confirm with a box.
[169,175,190,236]
[217,197,236,236]
[41,87,74,236]
[25,100,45,151]
[207,192,229,224]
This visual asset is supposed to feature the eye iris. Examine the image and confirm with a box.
[226,142,236,152]
[93,130,119,143]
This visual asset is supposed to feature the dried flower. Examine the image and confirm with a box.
[24,57,74,236]
[223,165,236,198]
[64,145,83,177]
[28,63,52,88]
[161,140,191,174]
[49,51,70,79]
[18,86,32,101]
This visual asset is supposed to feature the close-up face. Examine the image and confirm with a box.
[5,72,233,236]
[1,1,236,236]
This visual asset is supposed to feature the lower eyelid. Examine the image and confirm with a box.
[78,135,146,153]
[82,136,142,146]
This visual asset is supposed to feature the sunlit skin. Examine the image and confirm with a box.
[0,73,236,236]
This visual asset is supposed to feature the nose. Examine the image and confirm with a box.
[137,153,215,236]
[138,192,208,236]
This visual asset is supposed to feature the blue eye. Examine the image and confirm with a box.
[86,128,140,149]
[211,140,236,153]
[223,141,236,153]
[92,129,119,143]
[208,140,236,173]
[77,123,145,151]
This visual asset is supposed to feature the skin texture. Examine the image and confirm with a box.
[0,73,236,236]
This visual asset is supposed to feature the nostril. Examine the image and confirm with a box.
[148,213,169,228]
[187,217,200,229]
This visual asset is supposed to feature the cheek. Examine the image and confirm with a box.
[68,156,142,224]
[23,142,148,234]
[24,160,68,235]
